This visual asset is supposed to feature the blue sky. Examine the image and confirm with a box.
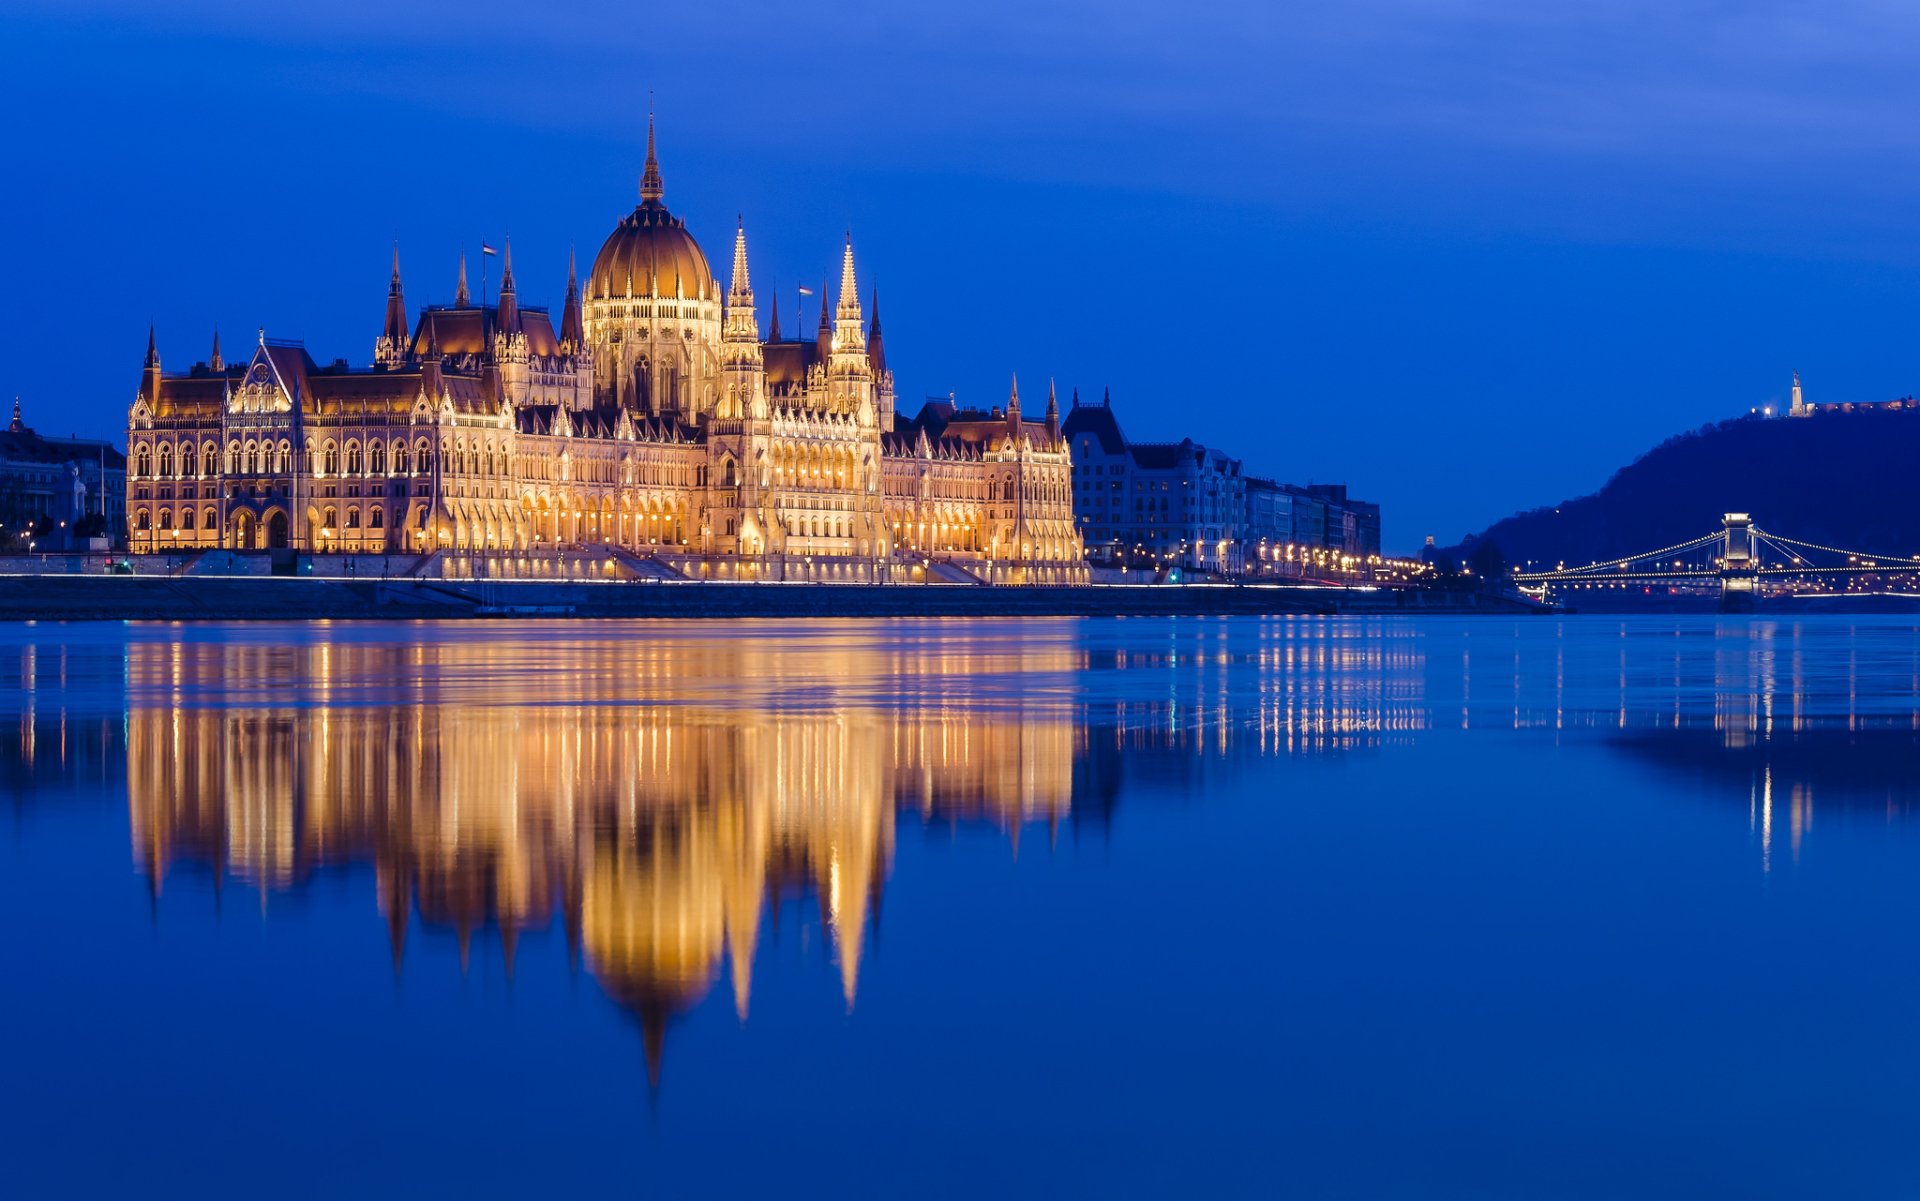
[6,0,1920,546]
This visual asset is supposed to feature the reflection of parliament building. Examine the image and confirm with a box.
[120,637,1081,1079]
[123,120,1084,583]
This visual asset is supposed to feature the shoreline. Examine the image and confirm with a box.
[0,576,1543,621]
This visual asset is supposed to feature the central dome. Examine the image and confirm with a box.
[587,122,714,303]
[587,200,714,302]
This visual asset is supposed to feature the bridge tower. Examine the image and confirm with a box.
[1720,512,1758,610]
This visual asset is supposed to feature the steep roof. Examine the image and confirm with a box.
[1061,400,1128,455]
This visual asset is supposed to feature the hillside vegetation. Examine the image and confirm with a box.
[1460,409,1920,570]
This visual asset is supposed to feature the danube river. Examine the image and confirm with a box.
[3,616,1919,1197]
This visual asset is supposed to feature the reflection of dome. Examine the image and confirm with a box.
[587,200,714,302]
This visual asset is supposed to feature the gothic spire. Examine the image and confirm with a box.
[8,396,20,434]
[1046,378,1059,423]
[815,271,833,359]
[769,283,782,342]
[209,328,223,373]
[455,249,470,307]
[831,236,866,358]
[560,245,585,349]
[837,235,861,322]
[141,324,162,403]
[866,287,887,374]
[729,217,752,302]
[640,107,664,204]
[381,242,409,355]
[1009,373,1020,411]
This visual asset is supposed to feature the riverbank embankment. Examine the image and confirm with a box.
[0,575,1545,621]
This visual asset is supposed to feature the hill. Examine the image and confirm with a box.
[1457,408,1920,571]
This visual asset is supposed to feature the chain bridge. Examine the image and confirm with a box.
[1511,514,1920,609]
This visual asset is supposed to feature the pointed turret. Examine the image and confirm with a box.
[768,285,782,342]
[377,243,410,367]
[1045,378,1060,437]
[140,325,162,402]
[455,250,471,307]
[832,236,865,352]
[495,236,519,335]
[729,217,752,304]
[866,288,887,375]
[640,108,664,204]
[720,218,766,420]
[559,245,585,351]
[8,396,20,434]
[209,328,223,373]
[815,272,833,360]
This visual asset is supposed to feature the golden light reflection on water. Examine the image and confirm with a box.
[9,618,1916,1081]
[105,627,1428,1081]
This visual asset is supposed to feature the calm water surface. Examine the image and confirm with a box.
[4,616,1920,1198]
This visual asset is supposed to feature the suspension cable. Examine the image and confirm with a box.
[1518,530,1724,578]
[1751,527,1920,565]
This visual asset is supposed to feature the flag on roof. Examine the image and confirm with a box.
[481,243,498,256]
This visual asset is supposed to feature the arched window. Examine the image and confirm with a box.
[370,508,385,529]
[135,509,150,531]
[226,442,240,474]
[323,506,338,532]
[346,443,362,475]
[322,442,339,475]
[157,445,173,478]
[369,441,386,474]
[394,444,409,474]
[345,507,360,529]
[134,447,150,479]
[181,509,196,531]
[275,442,290,473]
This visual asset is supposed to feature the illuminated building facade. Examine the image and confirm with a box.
[1064,389,1381,575]
[124,122,1085,583]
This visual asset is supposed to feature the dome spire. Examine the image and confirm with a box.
[209,327,223,373]
[640,103,664,204]
[455,248,470,307]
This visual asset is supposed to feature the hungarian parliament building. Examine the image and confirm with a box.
[124,123,1085,584]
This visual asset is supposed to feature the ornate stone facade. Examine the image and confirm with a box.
[125,123,1085,584]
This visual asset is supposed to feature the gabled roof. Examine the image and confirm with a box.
[763,338,822,391]
[412,305,563,360]
[1061,401,1128,454]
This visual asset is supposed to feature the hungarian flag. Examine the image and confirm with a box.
[481,243,499,257]
[796,284,814,295]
